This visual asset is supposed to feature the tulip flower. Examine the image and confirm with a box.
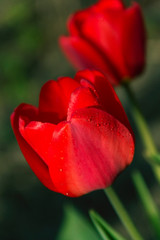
[59,0,146,85]
[11,70,134,197]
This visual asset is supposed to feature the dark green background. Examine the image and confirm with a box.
[0,0,160,239]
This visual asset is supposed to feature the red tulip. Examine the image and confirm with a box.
[59,0,146,85]
[11,70,134,197]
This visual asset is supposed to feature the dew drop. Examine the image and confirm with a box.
[66,192,69,196]
[59,168,63,172]
[60,157,64,160]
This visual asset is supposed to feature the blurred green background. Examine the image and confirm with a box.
[0,0,160,239]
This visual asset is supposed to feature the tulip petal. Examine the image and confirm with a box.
[95,0,124,12]
[80,13,128,78]
[19,120,56,166]
[39,78,80,123]
[49,108,134,197]
[68,0,124,35]
[11,104,55,191]
[67,86,99,120]
[68,11,92,36]
[75,70,133,134]
[123,3,146,77]
[59,36,119,85]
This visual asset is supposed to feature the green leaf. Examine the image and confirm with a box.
[56,205,101,240]
[151,153,160,165]
[104,188,143,240]
[89,210,127,240]
[132,171,160,239]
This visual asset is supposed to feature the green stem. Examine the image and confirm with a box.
[104,187,144,240]
[132,171,160,239]
[90,210,127,240]
[123,83,160,182]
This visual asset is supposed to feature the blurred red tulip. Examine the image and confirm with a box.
[11,70,134,197]
[59,0,146,85]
